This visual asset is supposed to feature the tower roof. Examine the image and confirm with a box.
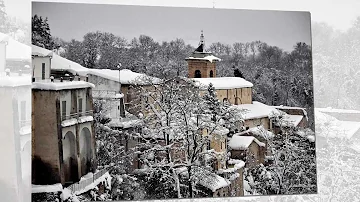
[194,30,205,52]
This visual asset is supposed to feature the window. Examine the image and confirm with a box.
[194,70,202,78]
[210,70,214,77]
[78,98,83,113]
[20,101,26,121]
[41,63,46,80]
[62,101,67,119]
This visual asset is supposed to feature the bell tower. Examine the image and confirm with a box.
[186,31,220,78]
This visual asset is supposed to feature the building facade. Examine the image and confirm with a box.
[32,81,96,186]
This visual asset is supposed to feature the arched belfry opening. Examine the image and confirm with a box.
[186,30,220,78]
[195,70,202,78]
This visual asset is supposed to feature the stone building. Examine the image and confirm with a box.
[0,33,32,202]
[32,80,96,186]
[228,135,266,168]
[0,71,32,202]
[186,31,253,106]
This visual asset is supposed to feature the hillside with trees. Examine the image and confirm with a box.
[32,15,315,129]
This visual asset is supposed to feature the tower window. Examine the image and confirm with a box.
[194,70,202,78]
[210,70,214,78]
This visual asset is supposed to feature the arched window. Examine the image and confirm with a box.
[194,70,202,78]
[210,70,214,78]
[235,97,240,105]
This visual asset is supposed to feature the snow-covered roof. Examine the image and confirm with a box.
[92,91,124,99]
[32,183,63,193]
[32,80,95,91]
[0,32,31,60]
[193,77,253,90]
[315,109,360,139]
[186,55,221,63]
[107,117,142,129]
[230,101,281,120]
[0,74,31,87]
[228,135,265,150]
[32,45,89,76]
[279,114,304,127]
[237,125,274,140]
[88,68,161,85]
[212,126,230,136]
[198,173,230,192]
[316,107,360,114]
[218,159,245,174]
[274,105,306,110]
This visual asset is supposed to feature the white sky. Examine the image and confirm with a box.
[4,0,359,31]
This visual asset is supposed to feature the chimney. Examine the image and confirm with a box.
[50,76,54,82]
[60,77,63,82]
[5,68,10,76]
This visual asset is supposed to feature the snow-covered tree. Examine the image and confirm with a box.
[245,116,316,195]
[127,76,242,198]
[31,15,54,50]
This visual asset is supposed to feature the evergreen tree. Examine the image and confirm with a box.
[32,14,54,50]
[234,68,244,78]
[203,83,221,122]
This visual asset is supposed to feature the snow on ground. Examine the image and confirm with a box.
[89,68,161,85]
[229,135,265,150]
[32,80,95,91]
[193,77,253,90]
[60,188,72,201]
[73,171,112,195]
[32,183,63,193]
[0,32,31,60]
[230,101,281,120]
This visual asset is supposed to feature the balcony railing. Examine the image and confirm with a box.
[61,110,93,121]
[67,168,108,194]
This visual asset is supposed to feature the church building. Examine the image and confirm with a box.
[187,31,253,105]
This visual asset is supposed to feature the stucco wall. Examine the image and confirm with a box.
[188,60,217,78]
[32,56,51,80]
[32,90,61,184]
[244,117,270,130]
